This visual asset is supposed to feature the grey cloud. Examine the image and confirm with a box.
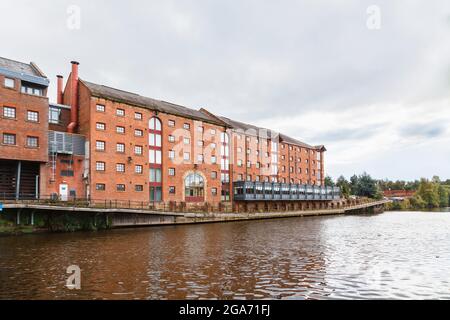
[399,123,447,139]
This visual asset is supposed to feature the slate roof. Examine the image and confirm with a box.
[81,80,226,126]
[0,56,45,78]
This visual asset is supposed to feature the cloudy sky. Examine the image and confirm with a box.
[2,0,450,181]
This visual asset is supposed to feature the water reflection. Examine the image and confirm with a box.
[1,211,450,299]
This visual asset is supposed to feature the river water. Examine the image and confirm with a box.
[0,210,449,300]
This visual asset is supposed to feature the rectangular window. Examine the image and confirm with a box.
[135,145,143,155]
[247,161,251,168]
[96,141,105,151]
[3,106,16,118]
[149,149,161,163]
[150,168,162,183]
[4,78,14,88]
[211,171,217,179]
[116,108,125,116]
[135,112,142,120]
[21,85,42,96]
[96,104,105,112]
[237,159,243,167]
[96,162,105,171]
[212,188,218,196]
[149,133,161,147]
[2,133,16,145]
[135,165,143,174]
[49,107,61,124]
[169,150,175,159]
[210,143,216,149]
[116,126,125,134]
[96,122,106,130]
[169,168,175,176]
[135,185,144,192]
[26,136,39,148]
[61,170,74,177]
[27,111,39,122]
[184,152,190,161]
[169,186,176,194]
[135,129,143,137]
[117,184,126,192]
[183,123,190,130]
[211,156,217,164]
[211,129,216,135]
[197,126,204,132]
[96,183,106,191]
[116,143,125,153]
[197,140,204,147]
[197,154,204,163]
[168,135,175,142]
[168,120,175,127]
[116,163,125,172]
[183,137,190,145]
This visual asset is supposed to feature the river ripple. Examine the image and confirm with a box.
[1,211,450,300]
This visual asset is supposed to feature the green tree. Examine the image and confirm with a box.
[336,175,351,198]
[416,178,440,208]
[324,176,335,187]
[438,185,449,207]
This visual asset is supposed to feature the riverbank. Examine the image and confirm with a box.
[0,200,388,236]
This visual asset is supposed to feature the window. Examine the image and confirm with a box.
[96,122,106,130]
[149,133,161,146]
[197,140,204,147]
[247,175,252,181]
[27,111,39,122]
[116,126,125,134]
[169,186,176,194]
[211,156,217,164]
[116,108,125,116]
[96,162,105,171]
[169,168,175,176]
[197,154,204,163]
[96,141,105,151]
[197,126,204,132]
[183,137,190,145]
[135,129,143,137]
[237,147,242,153]
[211,129,216,135]
[135,185,144,192]
[4,78,14,88]
[61,171,75,178]
[135,112,142,120]
[168,120,175,127]
[169,150,175,159]
[21,85,43,96]
[26,136,39,148]
[212,188,218,196]
[221,132,229,143]
[117,184,126,192]
[2,133,16,145]
[183,152,190,161]
[135,165,143,174]
[211,171,217,179]
[168,135,175,142]
[3,106,16,118]
[256,162,261,168]
[185,173,204,200]
[116,163,125,172]
[183,123,190,130]
[221,173,230,183]
[247,161,251,168]
[247,148,251,154]
[96,104,105,112]
[150,187,162,202]
[49,107,61,124]
[149,117,162,131]
[135,145,143,155]
[116,143,125,153]
[96,184,106,191]
[210,143,216,149]
[237,174,243,181]
[150,168,162,183]
[149,149,161,163]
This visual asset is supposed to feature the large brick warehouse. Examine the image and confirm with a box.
[0,57,340,210]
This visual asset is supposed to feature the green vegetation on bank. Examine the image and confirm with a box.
[326,173,450,210]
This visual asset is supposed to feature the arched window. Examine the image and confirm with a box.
[149,117,162,131]
[185,173,205,202]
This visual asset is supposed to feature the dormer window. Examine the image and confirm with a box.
[21,81,43,96]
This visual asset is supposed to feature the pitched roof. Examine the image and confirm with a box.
[0,56,45,78]
[81,80,227,126]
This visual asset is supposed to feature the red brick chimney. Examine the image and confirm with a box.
[67,61,79,133]
[56,75,64,104]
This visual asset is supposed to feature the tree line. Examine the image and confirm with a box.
[324,174,450,209]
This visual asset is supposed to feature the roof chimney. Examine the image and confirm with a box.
[67,61,79,133]
[56,75,64,104]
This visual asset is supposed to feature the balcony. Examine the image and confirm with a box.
[233,181,341,201]
[48,131,85,155]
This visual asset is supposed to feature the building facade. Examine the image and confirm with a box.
[0,57,339,209]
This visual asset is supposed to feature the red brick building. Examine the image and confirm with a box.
[1,57,338,208]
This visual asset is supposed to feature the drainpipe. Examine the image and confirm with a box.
[67,61,79,133]
[57,75,64,104]
[15,161,22,201]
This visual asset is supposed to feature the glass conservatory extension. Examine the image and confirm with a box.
[233,181,341,201]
